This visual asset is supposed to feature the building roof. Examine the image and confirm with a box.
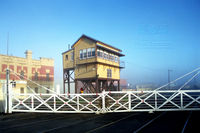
[62,48,74,55]
[71,34,122,52]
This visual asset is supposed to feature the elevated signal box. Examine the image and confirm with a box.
[62,35,125,93]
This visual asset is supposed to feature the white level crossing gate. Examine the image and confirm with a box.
[3,67,200,113]
[11,90,200,113]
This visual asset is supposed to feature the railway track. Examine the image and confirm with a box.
[80,111,195,133]
[0,111,198,133]
[134,111,193,133]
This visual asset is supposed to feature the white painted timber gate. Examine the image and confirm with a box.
[11,90,200,113]
[3,67,200,113]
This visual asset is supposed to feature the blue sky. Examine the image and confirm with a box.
[0,0,200,86]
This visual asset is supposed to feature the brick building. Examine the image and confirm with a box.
[0,50,54,94]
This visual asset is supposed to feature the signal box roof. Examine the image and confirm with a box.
[71,34,122,52]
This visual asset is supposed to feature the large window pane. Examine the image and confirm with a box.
[97,49,100,57]
[87,48,91,57]
[83,49,87,58]
[80,50,83,59]
[92,48,95,56]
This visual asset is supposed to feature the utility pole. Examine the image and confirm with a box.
[6,32,10,113]
[168,69,172,89]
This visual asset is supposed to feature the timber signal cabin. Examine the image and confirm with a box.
[62,35,125,94]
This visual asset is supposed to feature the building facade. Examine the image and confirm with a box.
[0,50,54,94]
[62,35,125,93]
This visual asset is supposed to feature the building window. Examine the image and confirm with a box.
[71,52,74,61]
[46,73,50,81]
[20,87,24,94]
[87,48,91,57]
[108,54,112,61]
[100,50,103,58]
[20,71,24,80]
[35,87,38,93]
[97,49,103,58]
[34,72,38,80]
[80,50,83,59]
[115,56,119,63]
[107,69,112,78]
[83,49,87,59]
[104,52,108,60]
[65,55,68,60]
[97,49,100,57]
[92,48,95,56]
[111,54,114,61]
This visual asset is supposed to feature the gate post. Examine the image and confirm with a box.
[180,91,183,109]
[6,68,12,113]
[101,90,106,113]
[128,91,131,111]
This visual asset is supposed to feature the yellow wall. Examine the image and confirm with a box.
[74,38,96,79]
[96,58,119,67]
[75,64,96,79]
[97,64,120,79]
[63,50,74,69]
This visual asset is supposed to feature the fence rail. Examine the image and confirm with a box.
[11,90,200,113]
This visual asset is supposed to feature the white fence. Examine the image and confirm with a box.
[11,90,200,113]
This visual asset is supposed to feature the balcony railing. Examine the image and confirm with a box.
[120,61,125,68]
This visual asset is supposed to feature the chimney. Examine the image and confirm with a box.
[25,50,32,59]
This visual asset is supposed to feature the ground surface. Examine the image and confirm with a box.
[0,111,199,133]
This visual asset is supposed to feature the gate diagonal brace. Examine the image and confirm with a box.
[55,95,78,111]
[157,92,181,109]
[79,95,99,112]
[183,93,200,108]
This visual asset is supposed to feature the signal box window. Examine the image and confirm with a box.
[97,49,100,57]
[83,49,87,58]
[80,50,83,59]
[65,55,68,60]
[104,52,108,60]
[91,48,95,56]
[87,48,91,57]
[115,56,119,63]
